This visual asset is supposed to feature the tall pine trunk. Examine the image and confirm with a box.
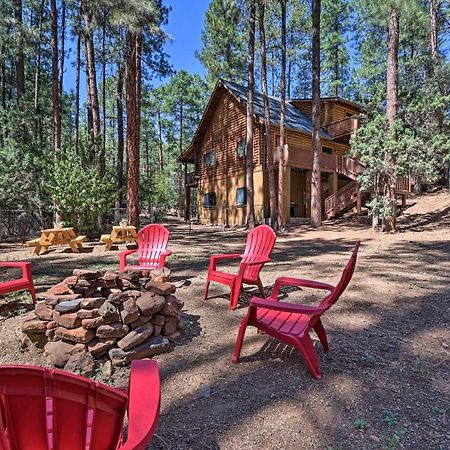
[178,101,184,217]
[157,107,164,170]
[278,0,287,230]
[15,0,25,102]
[34,0,45,144]
[102,21,107,163]
[430,0,439,66]
[50,0,61,153]
[75,25,81,153]
[259,1,276,229]
[114,63,125,225]
[384,7,399,232]
[125,31,142,227]
[245,0,256,228]
[310,0,322,228]
[59,0,65,97]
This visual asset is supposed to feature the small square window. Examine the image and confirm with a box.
[236,187,246,206]
[236,139,246,158]
[322,147,333,155]
[204,150,216,167]
[203,192,216,208]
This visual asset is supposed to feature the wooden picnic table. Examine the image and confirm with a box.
[26,227,86,256]
[101,225,138,251]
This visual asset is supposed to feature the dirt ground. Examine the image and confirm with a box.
[0,189,449,450]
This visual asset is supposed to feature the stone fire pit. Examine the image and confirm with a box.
[21,268,183,373]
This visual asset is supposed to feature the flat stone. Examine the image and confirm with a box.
[42,294,81,307]
[35,302,53,321]
[107,292,128,305]
[96,323,129,339]
[119,279,141,290]
[44,340,76,367]
[98,301,117,317]
[80,297,106,309]
[72,286,97,297]
[72,269,101,279]
[98,272,119,288]
[162,317,177,336]
[22,310,37,321]
[22,320,47,333]
[101,360,114,377]
[81,313,119,329]
[62,276,79,288]
[87,338,116,357]
[74,278,94,288]
[149,268,171,280]
[21,332,47,349]
[64,352,95,377]
[166,330,182,341]
[124,290,141,298]
[55,326,96,344]
[160,295,183,317]
[120,298,139,324]
[119,269,143,282]
[46,320,58,329]
[129,315,151,329]
[55,298,81,313]
[117,322,154,351]
[150,314,165,326]
[46,282,72,296]
[77,308,100,319]
[45,328,57,341]
[145,280,176,296]
[53,311,82,329]
[108,336,170,366]
[153,325,162,336]
[136,292,165,316]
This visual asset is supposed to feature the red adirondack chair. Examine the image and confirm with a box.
[232,242,360,379]
[0,359,160,449]
[0,261,37,304]
[204,225,277,310]
[119,224,172,272]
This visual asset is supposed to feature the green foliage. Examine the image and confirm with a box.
[383,411,397,427]
[353,418,367,430]
[44,152,114,230]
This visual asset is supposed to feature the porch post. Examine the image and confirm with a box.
[184,187,191,221]
[284,165,291,225]
[356,187,362,214]
[330,172,338,194]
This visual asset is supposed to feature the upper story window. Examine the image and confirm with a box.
[203,192,217,208]
[236,139,246,158]
[204,150,216,167]
[322,146,333,155]
[236,187,246,207]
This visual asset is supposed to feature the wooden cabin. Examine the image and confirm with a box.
[178,79,410,226]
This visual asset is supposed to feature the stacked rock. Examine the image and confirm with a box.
[21,268,183,372]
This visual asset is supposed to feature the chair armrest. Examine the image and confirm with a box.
[270,276,334,300]
[0,261,30,278]
[162,250,172,257]
[250,296,323,315]
[119,359,161,450]
[118,250,137,272]
[210,253,241,261]
[241,258,271,266]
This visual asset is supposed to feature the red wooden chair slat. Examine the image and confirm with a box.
[233,242,360,378]
[204,225,277,310]
[119,224,172,272]
[0,360,160,449]
[0,261,37,304]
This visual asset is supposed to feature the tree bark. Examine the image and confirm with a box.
[178,101,184,217]
[74,19,81,153]
[84,12,102,173]
[102,20,107,165]
[114,62,125,225]
[50,0,61,153]
[34,0,45,143]
[310,0,322,228]
[15,0,25,102]
[430,0,439,66]
[125,31,142,227]
[259,1,276,229]
[245,0,256,228]
[278,0,287,230]
[157,107,164,170]
[385,7,400,232]
[59,0,66,97]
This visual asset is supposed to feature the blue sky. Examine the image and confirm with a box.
[64,0,209,100]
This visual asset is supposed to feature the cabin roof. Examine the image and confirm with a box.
[178,79,342,162]
[290,96,363,111]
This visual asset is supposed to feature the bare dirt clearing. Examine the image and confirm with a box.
[0,189,449,449]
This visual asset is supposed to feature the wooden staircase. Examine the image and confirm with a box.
[324,181,364,219]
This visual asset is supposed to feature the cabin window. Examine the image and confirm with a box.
[322,147,333,155]
[204,150,216,167]
[236,139,246,158]
[203,192,217,208]
[236,187,246,207]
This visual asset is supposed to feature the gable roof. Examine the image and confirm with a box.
[222,80,331,139]
[178,79,334,162]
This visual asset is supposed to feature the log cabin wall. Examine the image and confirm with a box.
[196,90,265,225]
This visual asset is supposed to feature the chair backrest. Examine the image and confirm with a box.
[317,241,360,314]
[0,365,128,450]
[241,225,277,280]
[137,224,170,267]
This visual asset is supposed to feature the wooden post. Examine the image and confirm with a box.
[356,188,362,214]
[402,194,406,209]
[284,165,291,224]
[330,173,338,194]
[184,187,190,221]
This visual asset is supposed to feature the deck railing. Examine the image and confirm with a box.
[185,171,199,187]
[324,180,359,217]
[326,116,359,138]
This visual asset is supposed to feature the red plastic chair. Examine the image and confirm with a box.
[119,224,172,272]
[232,242,360,378]
[0,261,37,304]
[204,225,277,310]
[0,359,160,449]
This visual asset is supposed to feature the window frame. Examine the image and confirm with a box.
[203,192,217,208]
[322,146,333,155]
[204,150,217,168]
[236,138,247,158]
[236,187,247,207]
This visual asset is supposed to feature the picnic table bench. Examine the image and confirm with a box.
[101,225,138,251]
[26,227,85,256]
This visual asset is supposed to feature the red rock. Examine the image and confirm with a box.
[81,313,119,329]
[87,338,116,357]
[55,326,95,344]
[136,292,165,316]
[150,314,165,326]
[64,352,95,377]
[72,269,101,279]
[129,315,151,329]
[77,308,100,319]
[80,297,105,309]
[22,320,47,333]
[145,280,176,296]
[42,294,81,307]
[149,268,171,280]
[44,340,76,367]
[153,325,162,336]
[119,269,143,282]
[160,295,183,317]
[162,317,177,336]
[166,331,182,341]
[96,323,129,339]
[53,310,81,329]
[120,298,139,324]
[62,276,78,288]
[35,302,53,321]
[46,282,72,296]
[108,336,170,365]
[117,322,154,351]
